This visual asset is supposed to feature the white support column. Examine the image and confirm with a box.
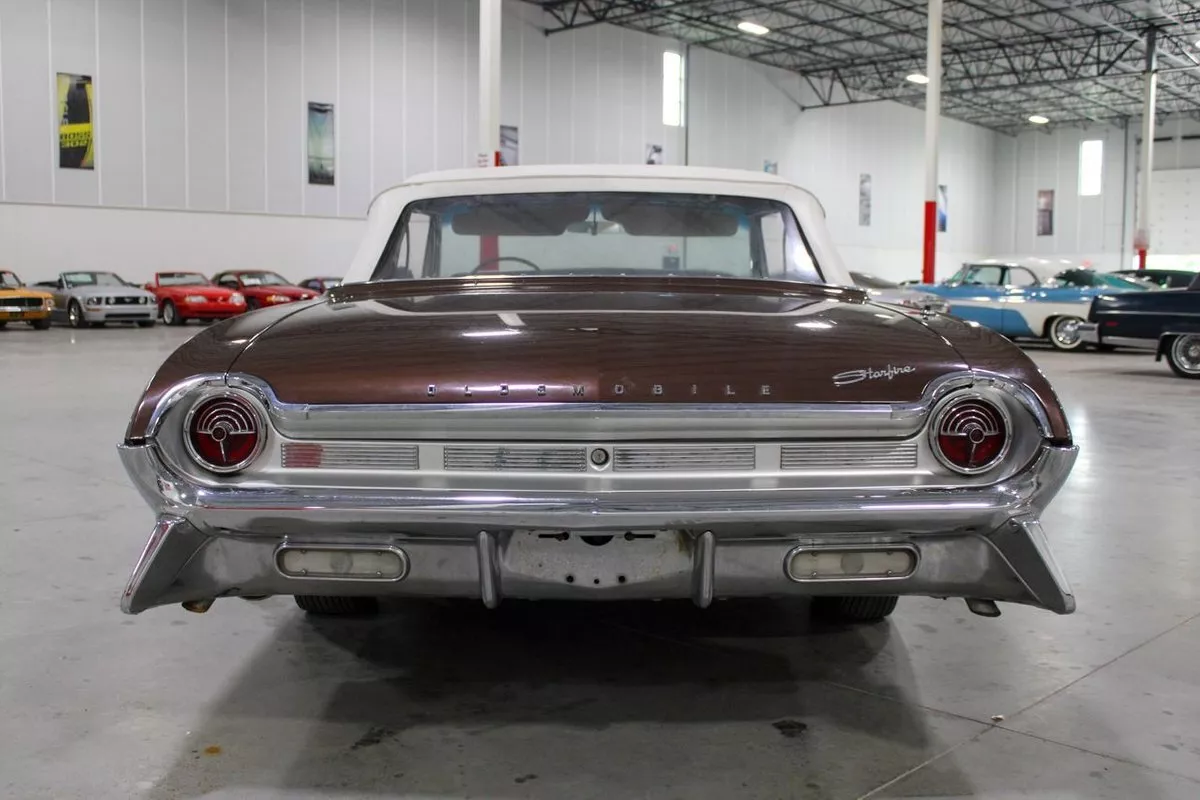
[1134,27,1157,270]
[477,0,502,167]
[921,0,943,284]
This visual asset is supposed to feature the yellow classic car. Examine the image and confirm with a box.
[0,270,54,330]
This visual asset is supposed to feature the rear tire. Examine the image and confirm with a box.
[1165,334,1200,379]
[294,595,379,616]
[1047,316,1085,351]
[0,321,7,329]
[30,318,51,330]
[812,595,898,623]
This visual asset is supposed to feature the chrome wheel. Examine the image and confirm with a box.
[1049,316,1084,351]
[67,301,85,329]
[1167,335,1200,379]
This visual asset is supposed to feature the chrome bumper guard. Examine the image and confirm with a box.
[1078,322,1100,345]
[118,442,1078,616]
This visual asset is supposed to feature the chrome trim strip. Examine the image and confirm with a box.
[1102,335,1156,349]
[139,370,1055,442]
[118,441,1078,534]
[780,441,917,470]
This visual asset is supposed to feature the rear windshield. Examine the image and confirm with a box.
[371,192,822,284]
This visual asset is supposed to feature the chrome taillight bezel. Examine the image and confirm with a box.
[183,390,268,475]
[927,391,1013,476]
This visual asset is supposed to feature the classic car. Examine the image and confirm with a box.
[299,276,343,294]
[118,165,1078,626]
[144,271,247,325]
[910,260,1148,351]
[1079,272,1200,378]
[850,271,950,315]
[36,271,156,328]
[1111,268,1198,289]
[0,270,54,330]
[212,270,318,309]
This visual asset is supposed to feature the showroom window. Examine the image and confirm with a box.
[1078,139,1103,196]
[662,51,685,127]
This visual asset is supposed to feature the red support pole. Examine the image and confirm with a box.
[922,201,937,284]
[1137,248,1147,270]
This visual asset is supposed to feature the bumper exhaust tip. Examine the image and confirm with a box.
[965,597,1001,617]
[181,598,214,614]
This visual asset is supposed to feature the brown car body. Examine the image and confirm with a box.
[126,276,1069,442]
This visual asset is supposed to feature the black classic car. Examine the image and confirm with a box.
[1079,273,1200,378]
[1111,268,1198,289]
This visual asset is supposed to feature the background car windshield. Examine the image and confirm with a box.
[947,265,1006,285]
[158,272,210,286]
[0,271,21,288]
[372,192,821,283]
[239,271,290,286]
[1051,270,1147,290]
[64,271,126,287]
[850,271,899,289]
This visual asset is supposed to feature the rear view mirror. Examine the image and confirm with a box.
[600,201,740,237]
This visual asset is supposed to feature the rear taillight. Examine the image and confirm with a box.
[185,394,265,474]
[930,395,1010,475]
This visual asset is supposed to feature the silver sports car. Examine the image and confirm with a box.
[36,271,157,328]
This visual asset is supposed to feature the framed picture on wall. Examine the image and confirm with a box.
[307,102,335,186]
[57,73,94,170]
[1037,189,1055,236]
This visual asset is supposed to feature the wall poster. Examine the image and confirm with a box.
[307,102,335,185]
[57,73,94,170]
[937,184,948,232]
[1037,189,1055,236]
[858,173,872,226]
[645,143,663,165]
[500,125,519,166]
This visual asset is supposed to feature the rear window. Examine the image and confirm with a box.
[372,192,821,284]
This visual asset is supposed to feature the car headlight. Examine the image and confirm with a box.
[266,294,292,304]
[42,298,54,310]
[230,293,245,304]
[185,295,206,304]
[140,296,151,304]
[86,295,103,305]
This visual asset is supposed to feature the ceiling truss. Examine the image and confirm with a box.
[523,0,1200,133]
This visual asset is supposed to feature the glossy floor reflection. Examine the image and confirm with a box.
[1,325,1197,799]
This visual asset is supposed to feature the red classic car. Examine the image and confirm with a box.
[213,270,318,309]
[145,272,248,325]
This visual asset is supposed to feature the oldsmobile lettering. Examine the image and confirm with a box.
[832,364,917,387]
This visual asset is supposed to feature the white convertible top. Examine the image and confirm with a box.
[344,165,851,285]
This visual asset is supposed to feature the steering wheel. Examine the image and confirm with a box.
[471,256,542,274]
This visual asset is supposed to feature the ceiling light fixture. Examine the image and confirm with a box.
[906,73,930,84]
[737,21,770,36]
[1028,114,1050,124]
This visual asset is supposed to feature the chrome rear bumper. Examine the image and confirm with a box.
[118,442,1078,615]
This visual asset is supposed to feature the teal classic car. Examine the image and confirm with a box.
[910,260,1149,351]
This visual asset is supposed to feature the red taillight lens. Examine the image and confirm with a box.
[186,395,264,474]
[932,396,1009,474]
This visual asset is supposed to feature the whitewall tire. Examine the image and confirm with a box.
[1048,316,1085,351]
